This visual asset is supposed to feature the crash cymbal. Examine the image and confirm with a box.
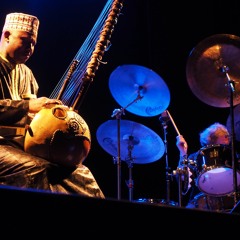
[96,119,165,164]
[186,34,240,108]
[226,104,240,141]
[109,64,170,117]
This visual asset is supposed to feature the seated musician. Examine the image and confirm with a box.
[176,122,239,212]
[0,12,105,198]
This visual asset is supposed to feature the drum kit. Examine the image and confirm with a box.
[184,33,240,211]
[96,34,240,211]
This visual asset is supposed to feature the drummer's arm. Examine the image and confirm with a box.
[176,135,188,166]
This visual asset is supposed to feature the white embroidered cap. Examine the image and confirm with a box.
[3,12,39,37]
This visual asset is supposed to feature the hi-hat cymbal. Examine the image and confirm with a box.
[226,104,240,141]
[187,34,240,108]
[96,119,165,164]
[109,64,170,117]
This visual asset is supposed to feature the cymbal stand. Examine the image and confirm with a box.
[111,108,123,200]
[125,136,135,202]
[159,112,172,205]
[164,110,184,207]
[173,163,189,207]
[173,167,183,207]
[111,93,143,201]
[221,65,239,205]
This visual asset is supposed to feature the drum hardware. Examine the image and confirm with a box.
[99,64,170,200]
[174,165,190,195]
[160,110,190,207]
[227,104,240,142]
[109,95,143,201]
[187,34,240,204]
[96,119,165,201]
[227,104,240,209]
[188,159,197,167]
[230,191,240,214]
[172,167,186,207]
[123,137,135,202]
[173,159,198,205]
[159,111,177,206]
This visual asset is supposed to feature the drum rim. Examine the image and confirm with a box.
[199,144,230,151]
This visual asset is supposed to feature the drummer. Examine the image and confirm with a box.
[176,122,235,210]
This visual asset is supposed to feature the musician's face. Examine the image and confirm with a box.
[215,134,230,145]
[3,30,37,64]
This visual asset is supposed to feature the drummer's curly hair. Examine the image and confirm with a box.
[199,122,230,147]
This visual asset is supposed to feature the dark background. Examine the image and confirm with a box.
[1,0,240,203]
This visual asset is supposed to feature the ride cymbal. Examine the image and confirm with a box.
[186,34,240,107]
[109,64,170,117]
[96,119,165,164]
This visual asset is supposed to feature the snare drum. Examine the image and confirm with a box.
[196,144,240,196]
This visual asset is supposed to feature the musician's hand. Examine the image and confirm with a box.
[27,112,36,120]
[28,97,63,113]
[176,135,188,156]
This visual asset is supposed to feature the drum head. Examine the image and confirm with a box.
[198,167,240,196]
[196,144,240,196]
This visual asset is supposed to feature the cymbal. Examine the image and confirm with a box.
[226,104,240,141]
[186,34,240,108]
[109,64,170,117]
[96,119,165,164]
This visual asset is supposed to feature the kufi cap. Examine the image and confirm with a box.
[3,12,39,37]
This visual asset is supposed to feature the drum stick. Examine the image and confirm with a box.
[166,110,181,136]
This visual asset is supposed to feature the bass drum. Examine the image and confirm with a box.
[190,192,235,213]
[24,104,91,167]
[196,144,240,196]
